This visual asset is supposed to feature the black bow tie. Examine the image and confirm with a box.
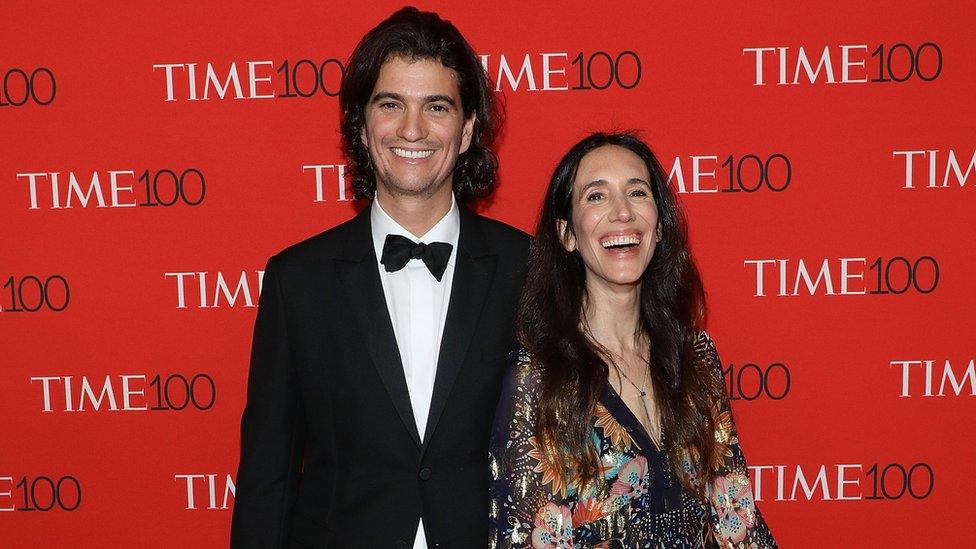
[380,234,453,281]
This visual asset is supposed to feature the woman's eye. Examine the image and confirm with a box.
[585,192,605,202]
[630,189,648,197]
[379,102,400,110]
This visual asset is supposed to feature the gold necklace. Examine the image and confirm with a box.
[581,321,660,438]
[606,351,649,399]
[582,320,650,398]
[607,350,662,447]
[587,328,662,446]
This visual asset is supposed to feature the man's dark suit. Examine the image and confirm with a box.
[231,204,529,548]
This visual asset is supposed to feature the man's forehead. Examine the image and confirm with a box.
[382,52,452,72]
[372,55,461,98]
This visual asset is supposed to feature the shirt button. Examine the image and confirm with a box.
[419,467,432,481]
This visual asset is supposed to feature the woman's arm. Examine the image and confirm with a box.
[489,353,575,549]
[698,333,778,549]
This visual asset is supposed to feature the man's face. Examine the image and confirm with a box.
[361,56,475,201]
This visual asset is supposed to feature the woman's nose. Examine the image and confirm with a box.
[610,195,635,222]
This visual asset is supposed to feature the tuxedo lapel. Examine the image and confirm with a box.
[335,208,422,448]
[422,207,496,451]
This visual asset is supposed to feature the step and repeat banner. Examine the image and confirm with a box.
[2,1,973,547]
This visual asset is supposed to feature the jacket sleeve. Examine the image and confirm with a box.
[489,354,574,549]
[698,333,777,549]
[231,256,306,548]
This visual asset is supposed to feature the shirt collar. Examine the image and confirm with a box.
[371,194,460,264]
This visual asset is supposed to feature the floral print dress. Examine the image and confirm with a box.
[488,332,776,548]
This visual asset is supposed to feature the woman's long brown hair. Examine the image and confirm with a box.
[516,132,723,500]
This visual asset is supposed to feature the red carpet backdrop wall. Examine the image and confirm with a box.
[2,1,973,547]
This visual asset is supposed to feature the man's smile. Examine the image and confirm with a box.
[391,147,435,159]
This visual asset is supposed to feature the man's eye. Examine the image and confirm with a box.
[379,102,400,110]
[585,192,605,202]
[430,104,448,113]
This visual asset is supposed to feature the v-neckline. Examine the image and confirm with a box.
[600,384,662,454]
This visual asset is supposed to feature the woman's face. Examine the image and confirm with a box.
[559,145,661,292]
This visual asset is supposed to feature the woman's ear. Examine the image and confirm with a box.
[557,218,577,252]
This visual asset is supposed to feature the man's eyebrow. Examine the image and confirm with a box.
[424,94,457,106]
[369,92,458,107]
[371,91,404,103]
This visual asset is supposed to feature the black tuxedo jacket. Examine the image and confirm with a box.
[231,205,529,548]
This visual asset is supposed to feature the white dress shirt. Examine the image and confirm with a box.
[370,195,459,549]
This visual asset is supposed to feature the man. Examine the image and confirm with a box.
[230,7,529,548]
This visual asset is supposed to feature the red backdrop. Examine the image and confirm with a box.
[2,1,974,546]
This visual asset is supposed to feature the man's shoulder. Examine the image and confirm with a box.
[467,210,531,251]
[268,213,365,269]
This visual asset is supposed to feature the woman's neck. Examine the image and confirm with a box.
[582,282,643,354]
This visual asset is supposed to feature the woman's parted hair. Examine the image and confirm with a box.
[516,131,722,500]
[339,6,500,202]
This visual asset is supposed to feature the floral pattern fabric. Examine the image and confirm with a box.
[489,332,777,548]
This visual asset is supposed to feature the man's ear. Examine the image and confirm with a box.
[557,218,577,252]
[458,115,475,154]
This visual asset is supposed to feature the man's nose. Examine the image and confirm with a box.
[397,107,426,142]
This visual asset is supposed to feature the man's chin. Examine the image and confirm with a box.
[377,176,452,200]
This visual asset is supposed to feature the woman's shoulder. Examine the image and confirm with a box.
[691,330,724,382]
[493,350,546,430]
[501,348,546,396]
[692,330,719,360]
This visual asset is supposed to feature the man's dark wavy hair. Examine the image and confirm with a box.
[339,6,499,203]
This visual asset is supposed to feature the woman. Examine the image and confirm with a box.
[489,132,775,547]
